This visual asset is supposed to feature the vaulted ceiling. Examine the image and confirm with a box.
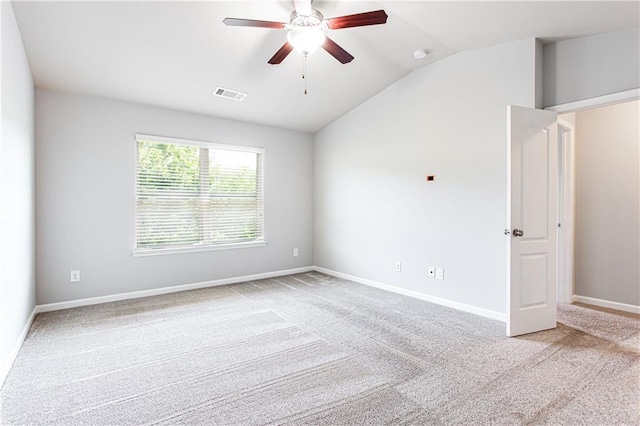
[12,1,640,133]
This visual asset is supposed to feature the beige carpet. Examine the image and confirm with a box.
[1,272,638,425]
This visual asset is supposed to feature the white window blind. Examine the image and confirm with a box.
[135,134,264,254]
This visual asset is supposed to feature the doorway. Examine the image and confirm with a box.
[552,93,640,315]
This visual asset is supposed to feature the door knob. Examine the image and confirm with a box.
[512,228,524,237]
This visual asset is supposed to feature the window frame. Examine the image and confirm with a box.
[132,134,267,257]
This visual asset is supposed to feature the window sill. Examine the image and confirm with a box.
[132,240,268,257]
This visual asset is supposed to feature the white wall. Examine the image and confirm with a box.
[35,89,313,305]
[0,1,36,385]
[543,28,640,107]
[574,100,639,306]
[314,39,538,316]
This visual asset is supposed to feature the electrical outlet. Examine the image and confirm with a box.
[428,266,435,278]
[293,248,299,257]
[436,268,444,280]
[395,261,402,272]
[70,270,80,283]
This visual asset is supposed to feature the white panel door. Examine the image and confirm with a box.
[507,105,558,337]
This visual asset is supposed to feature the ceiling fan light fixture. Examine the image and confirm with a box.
[287,27,326,56]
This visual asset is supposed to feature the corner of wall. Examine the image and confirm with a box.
[0,0,37,389]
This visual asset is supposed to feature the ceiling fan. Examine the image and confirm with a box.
[223,0,388,65]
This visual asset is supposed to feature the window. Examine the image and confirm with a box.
[134,134,265,255]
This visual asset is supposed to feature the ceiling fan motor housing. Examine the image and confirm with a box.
[289,9,325,28]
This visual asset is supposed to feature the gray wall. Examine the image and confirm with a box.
[543,27,640,107]
[574,100,639,306]
[314,39,538,315]
[0,1,36,383]
[35,89,313,305]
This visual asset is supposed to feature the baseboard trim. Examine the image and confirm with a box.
[0,307,37,390]
[36,266,314,313]
[572,295,640,315]
[313,266,506,322]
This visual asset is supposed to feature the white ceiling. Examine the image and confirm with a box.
[12,1,640,133]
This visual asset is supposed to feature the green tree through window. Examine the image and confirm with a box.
[136,137,264,251]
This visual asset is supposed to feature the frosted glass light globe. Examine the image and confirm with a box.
[287,28,326,56]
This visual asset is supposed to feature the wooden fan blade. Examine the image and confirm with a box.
[322,37,354,64]
[293,0,312,16]
[268,42,294,64]
[325,10,388,30]
[223,18,286,29]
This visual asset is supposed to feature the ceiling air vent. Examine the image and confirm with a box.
[213,87,248,102]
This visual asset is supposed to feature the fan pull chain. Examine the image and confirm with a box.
[303,55,308,95]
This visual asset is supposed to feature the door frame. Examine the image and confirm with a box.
[546,88,640,115]
[546,88,640,306]
[556,118,575,304]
